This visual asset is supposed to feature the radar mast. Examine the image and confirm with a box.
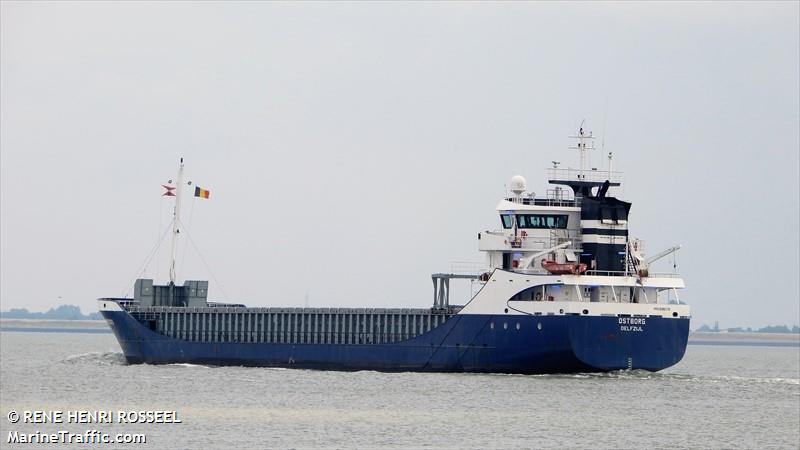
[568,120,595,181]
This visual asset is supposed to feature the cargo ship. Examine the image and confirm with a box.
[99,127,690,373]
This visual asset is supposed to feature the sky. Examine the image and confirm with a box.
[1,1,798,329]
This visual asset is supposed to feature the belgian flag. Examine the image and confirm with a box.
[194,186,211,199]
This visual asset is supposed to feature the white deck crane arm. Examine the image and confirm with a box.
[645,245,682,265]
[519,241,573,269]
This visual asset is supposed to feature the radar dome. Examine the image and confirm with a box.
[509,175,527,196]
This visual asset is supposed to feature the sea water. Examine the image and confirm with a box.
[1,330,798,449]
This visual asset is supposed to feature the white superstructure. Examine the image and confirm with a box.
[458,125,687,319]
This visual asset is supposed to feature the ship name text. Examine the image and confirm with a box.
[618,317,646,332]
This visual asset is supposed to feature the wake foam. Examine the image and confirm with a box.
[530,370,799,386]
[62,351,126,366]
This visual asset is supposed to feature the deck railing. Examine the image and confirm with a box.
[144,330,439,344]
[584,270,681,278]
[547,167,622,184]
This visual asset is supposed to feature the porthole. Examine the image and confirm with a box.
[503,323,508,330]
[582,309,589,315]
[504,308,509,313]
[559,309,564,314]
[537,322,542,330]
[516,323,521,330]
[672,312,678,317]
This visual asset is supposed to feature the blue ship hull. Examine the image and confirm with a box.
[102,309,689,373]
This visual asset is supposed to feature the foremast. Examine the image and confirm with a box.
[169,158,185,285]
[130,158,209,309]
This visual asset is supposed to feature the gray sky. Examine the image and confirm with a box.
[1,2,798,328]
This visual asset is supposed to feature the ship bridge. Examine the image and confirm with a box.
[475,125,678,285]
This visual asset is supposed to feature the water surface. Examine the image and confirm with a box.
[1,331,798,449]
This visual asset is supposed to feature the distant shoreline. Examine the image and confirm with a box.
[0,318,109,333]
[689,331,799,346]
[0,317,105,323]
[0,304,101,321]
[690,331,800,340]
[2,318,798,334]
[2,319,798,347]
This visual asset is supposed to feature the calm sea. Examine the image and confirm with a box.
[1,328,798,449]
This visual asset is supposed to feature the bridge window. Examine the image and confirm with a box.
[500,214,513,229]
[515,214,568,229]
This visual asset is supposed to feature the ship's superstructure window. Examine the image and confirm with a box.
[510,284,559,301]
[500,214,514,229]
[515,214,568,229]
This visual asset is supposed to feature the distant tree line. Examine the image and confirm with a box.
[0,305,101,320]
[695,323,800,334]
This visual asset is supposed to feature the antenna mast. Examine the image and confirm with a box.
[569,120,595,180]
[169,158,184,285]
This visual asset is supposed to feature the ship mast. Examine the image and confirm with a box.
[569,121,594,181]
[169,158,184,285]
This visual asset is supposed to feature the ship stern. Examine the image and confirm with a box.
[567,314,690,372]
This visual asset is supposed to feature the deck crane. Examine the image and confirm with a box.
[646,245,682,265]
[517,241,573,270]
[632,244,681,278]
